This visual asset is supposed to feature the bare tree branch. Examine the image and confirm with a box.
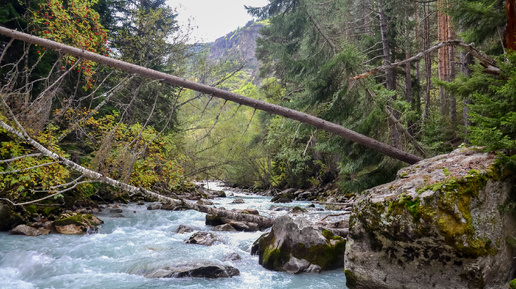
[226,108,257,157]
[0,153,42,163]
[352,40,501,80]
[0,161,60,175]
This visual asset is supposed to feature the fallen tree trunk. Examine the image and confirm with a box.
[0,119,274,228]
[0,26,422,165]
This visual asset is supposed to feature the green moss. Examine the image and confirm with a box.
[41,206,60,217]
[372,167,499,257]
[53,214,100,227]
[26,205,37,215]
[510,278,516,289]
[262,245,290,270]
[506,236,516,248]
[322,229,334,240]
[443,168,450,176]
[344,269,358,287]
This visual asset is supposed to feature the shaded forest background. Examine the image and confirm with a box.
[1,0,515,206]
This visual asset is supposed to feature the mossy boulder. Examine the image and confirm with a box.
[251,215,346,274]
[344,148,516,289]
[53,213,103,235]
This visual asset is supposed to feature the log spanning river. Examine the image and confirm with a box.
[0,182,348,288]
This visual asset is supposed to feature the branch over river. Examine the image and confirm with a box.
[0,26,422,165]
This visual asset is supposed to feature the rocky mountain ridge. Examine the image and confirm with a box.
[208,20,264,79]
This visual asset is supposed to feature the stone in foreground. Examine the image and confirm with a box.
[251,215,346,273]
[344,148,516,289]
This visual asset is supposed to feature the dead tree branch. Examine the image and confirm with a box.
[352,40,501,80]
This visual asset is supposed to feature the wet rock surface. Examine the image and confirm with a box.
[143,262,240,279]
[10,224,50,236]
[185,231,218,246]
[176,224,195,234]
[251,215,346,273]
[53,213,103,235]
[344,148,516,289]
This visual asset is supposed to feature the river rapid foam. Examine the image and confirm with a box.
[0,182,347,289]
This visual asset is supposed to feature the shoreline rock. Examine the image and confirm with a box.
[53,213,104,235]
[344,148,516,289]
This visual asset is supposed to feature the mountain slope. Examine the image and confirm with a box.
[208,20,265,78]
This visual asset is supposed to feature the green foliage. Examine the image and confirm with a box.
[30,0,109,89]
[80,110,186,190]
[0,116,70,200]
[448,0,505,54]
[447,53,516,169]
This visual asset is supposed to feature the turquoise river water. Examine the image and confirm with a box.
[0,182,348,289]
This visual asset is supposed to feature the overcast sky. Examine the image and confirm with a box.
[167,0,269,43]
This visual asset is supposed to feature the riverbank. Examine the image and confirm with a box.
[0,184,348,289]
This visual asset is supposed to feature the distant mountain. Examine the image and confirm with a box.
[208,20,265,79]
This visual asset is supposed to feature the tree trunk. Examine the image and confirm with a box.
[405,6,414,135]
[505,0,516,51]
[0,26,422,164]
[461,51,474,142]
[415,4,421,115]
[437,0,450,118]
[423,3,432,125]
[378,3,400,149]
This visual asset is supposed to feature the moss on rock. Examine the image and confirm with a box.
[345,148,516,289]
[254,215,346,272]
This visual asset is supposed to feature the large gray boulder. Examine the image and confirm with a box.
[251,215,346,274]
[344,148,516,289]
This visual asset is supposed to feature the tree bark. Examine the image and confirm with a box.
[437,0,450,117]
[378,3,400,149]
[0,26,422,164]
[506,0,516,51]
[423,3,432,125]
[461,51,474,142]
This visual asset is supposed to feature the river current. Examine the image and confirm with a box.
[0,182,347,289]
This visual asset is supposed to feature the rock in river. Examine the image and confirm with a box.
[344,148,516,289]
[10,224,50,236]
[53,213,103,235]
[251,215,346,274]
[143,262,240,278]
[185,231,218,246]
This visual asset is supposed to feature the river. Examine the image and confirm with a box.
[0,182,348,289]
